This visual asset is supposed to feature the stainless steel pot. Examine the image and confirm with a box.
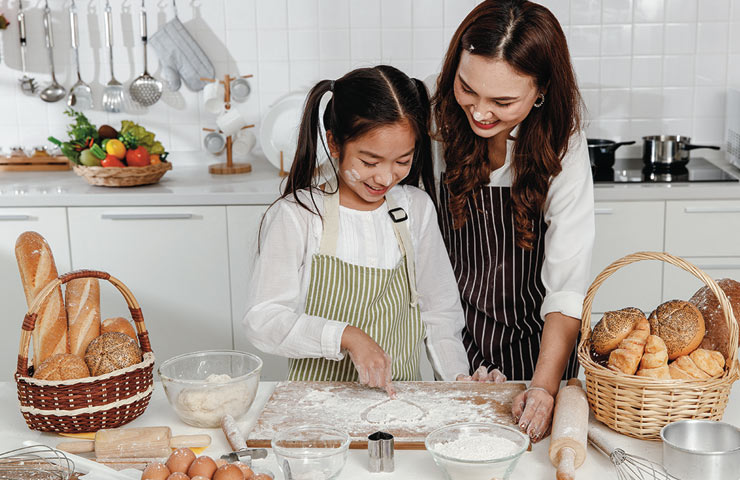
[661,420,740,480]
[643,135,720,167]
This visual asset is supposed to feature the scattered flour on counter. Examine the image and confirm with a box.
[364,399,425,423]
[433,436,519,461]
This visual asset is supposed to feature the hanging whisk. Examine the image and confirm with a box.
[0,444,75,479]
[588,422,678,480]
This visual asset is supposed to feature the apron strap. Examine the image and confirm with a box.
[318,187,341,256]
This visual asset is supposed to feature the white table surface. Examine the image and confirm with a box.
[2,380,739,479]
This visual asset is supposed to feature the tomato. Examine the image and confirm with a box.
[126,145,150,167]
[102,154,126,168]
[105,139,127,159]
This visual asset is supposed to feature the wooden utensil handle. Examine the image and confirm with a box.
[169,434,212,449]
[57,439,95,454]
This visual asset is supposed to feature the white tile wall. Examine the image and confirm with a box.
[0,0,737,158]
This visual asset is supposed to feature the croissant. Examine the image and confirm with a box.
[636,335,670,379]
[689,348,725,377]
[608,318,650,375]
[669,355,711,379]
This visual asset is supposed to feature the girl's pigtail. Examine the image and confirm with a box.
[410,78,437,206]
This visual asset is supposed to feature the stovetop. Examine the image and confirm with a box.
[593,157,739,183]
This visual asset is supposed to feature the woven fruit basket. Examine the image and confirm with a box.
[73,161,172,187]
[577,251,739,440]
[15,270,155,433]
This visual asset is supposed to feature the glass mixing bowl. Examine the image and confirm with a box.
[158,350,262,428]
[271,425,350,480]
[425,423,529,480]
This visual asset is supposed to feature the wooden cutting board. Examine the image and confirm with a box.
[248,381,525,449]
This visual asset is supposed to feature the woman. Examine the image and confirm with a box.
[430,0,595,442]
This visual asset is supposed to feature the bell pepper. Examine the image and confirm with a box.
[126,145,150,167]
[101,154,126,168]
[89,143,107,160]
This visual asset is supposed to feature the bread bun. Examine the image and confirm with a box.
[669,355,710,379]
[34,353,90,380]
[689,348,725,377]
[689,278,740,361]
[648,300,705,360]
[591,307,646,355]
[85,332,143,376]
[101,317,137,340]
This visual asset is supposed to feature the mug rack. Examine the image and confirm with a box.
[201,74,254,175]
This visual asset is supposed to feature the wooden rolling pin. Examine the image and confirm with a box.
[57,426,211,458]
[548,378,589,480]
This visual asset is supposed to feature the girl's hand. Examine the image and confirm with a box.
[511,386,554,443]
[456,365,507,383]
[342,326,396,398]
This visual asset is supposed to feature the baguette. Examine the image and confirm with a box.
[15,231,69,367]
[66,278,101,356]
[608,318,650,375]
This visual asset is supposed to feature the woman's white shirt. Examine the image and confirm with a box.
[243,185,470,381]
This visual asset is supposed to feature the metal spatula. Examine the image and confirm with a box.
[102,0,123,113]
[130,0,162,106]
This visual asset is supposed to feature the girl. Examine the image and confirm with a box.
[244,65,470,394]
[430,0,595,441]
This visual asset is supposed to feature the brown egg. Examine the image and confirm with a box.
[253,474,273,480]
[213,464,245,480]
[166,473,189,480]
[188,455,218,479]
[166,448,196,473]
[141,462,170,480]
[214,458,228,468]
[234,462,254,479]
[191,477,211,480]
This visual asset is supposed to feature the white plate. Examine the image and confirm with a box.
[259,91,329,172]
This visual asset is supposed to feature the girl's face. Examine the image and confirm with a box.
[329,120,416,211]
[454,51,541,140]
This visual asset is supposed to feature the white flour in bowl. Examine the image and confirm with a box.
[175,373,258,427]
[433,436,519,461]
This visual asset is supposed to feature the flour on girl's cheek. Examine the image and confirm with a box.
[344,169,362,184]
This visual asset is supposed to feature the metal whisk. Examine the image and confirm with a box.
[0,444,75,479]
[588,423,678,480]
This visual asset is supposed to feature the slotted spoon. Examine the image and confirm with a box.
[129,0,162,106]
[16,0,37,95]
[102,0,124,113]
[67,0,93,109]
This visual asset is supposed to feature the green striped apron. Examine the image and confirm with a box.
[288,190,425,381]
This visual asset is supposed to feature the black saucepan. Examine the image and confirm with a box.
[642,135,720,167]
[587,139,636,168]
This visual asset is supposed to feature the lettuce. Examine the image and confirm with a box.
[119,120,165,155]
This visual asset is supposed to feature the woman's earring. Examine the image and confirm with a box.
[533,93,545,108]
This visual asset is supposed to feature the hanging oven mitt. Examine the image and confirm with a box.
[149,14,214,92]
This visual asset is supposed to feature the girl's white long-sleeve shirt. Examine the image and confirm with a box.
[242,185,470,381]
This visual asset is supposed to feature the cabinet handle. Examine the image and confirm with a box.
[694,264,740,270]
[101,213,194,220]
[0,214,31,221]
[594,208,613,215]
[684,206,740,214]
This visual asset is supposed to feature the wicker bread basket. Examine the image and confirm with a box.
[73,161,171,187]
[577,251,740,440]
[15,270,155,433]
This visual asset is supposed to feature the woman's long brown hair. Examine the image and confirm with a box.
[432,0,582,250]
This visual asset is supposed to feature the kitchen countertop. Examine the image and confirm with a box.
[1,152,739,207]
[1,380,738,479]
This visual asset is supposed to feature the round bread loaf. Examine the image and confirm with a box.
[591,307,646,355]
[689,278,740,361]
[648,300,705,360]
[85,332,143,376]
[34,353,90,380]
[101,316,137,340]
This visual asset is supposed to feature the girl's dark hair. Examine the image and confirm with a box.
[432,0,583,250]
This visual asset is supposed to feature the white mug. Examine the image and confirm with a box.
[232,131,256,158]
[230,78,251,103]
[216,109,248,137]
[203,131,226,154]
[203,81,224,115]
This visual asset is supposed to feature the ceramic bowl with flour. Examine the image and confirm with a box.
[158,350,262,428]
[425,423,529,480]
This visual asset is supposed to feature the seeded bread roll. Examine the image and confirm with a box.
[591,307,646,355]
[689,278,740,361]
[85,332,142,376]
[34,353,90,380]
[649,300,705,360]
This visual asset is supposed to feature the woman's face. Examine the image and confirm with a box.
[454,51,541,140]
[329,120,415,211]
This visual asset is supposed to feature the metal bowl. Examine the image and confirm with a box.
[661,420,740,480]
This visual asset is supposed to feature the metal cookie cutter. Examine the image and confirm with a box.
[368,431,394,473]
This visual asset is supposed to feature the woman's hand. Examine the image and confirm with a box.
[456,365,507,383]
[511,386,554,443]
[341,326,396,398]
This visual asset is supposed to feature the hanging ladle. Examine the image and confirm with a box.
[67,0,93,109]
[39,0,66,103]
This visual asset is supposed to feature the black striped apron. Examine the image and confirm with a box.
[438,181,579,381]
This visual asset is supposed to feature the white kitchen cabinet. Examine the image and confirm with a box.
[665,200,740,257]
[67,206,232,366]
[0,208,71,380]
[226,205,288,380]
[589,202,665,316]
[663,257,740,301]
